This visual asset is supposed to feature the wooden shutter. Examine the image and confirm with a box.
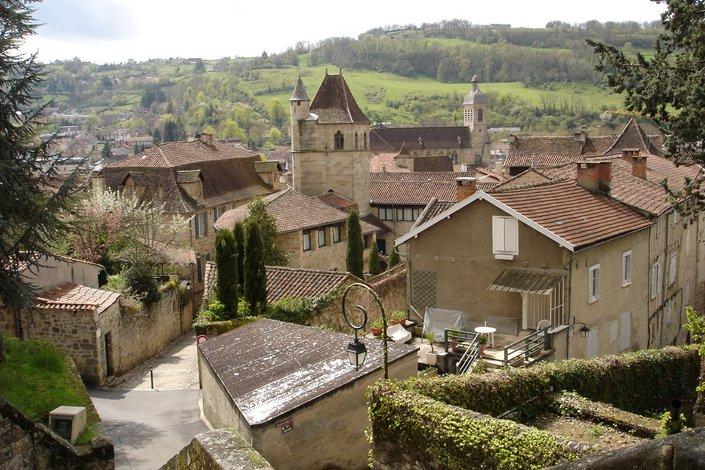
[587,328,598,358]
[504,218,518,254]
[492,216,505,253]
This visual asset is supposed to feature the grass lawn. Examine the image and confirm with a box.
[0,336,100,445]
[238,61,625,123]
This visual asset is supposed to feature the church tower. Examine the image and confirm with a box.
[463,75,490,165]
[290,72,371,215]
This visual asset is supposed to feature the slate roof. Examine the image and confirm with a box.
[370,126,471,152]
[36,283,120,314]
[369,171,497,206]
[214,188,378,235]
[310,73,369,124]
[290,77,310,101]
[601,119,664,156]
[198,318,418,426]
[101,138,272,213]
[491,180,652,249]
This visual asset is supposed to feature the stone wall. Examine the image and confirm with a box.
[0,399,114,470]
[161,428,272,470]
[370,264,408,314]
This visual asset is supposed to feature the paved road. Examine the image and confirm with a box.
[91,388,207,469]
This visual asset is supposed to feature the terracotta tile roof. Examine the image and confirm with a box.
[370,153,454,172]
[36,283,120,314]
[317,191,358,212]
[492,180,652,249]
[101,139,273,213]
[508,136,585,156]
[600,119,664,156]
[504,153,582,169]
[369,171,497,206]
[202,261,358,305]
[214,188,378,235]
[198,319,417,426]
[370,126,471,152]
[310,73,369,124]
[644,155,701,190]
[415,198,456,226]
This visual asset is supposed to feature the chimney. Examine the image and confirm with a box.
[576,160,612,194]
[200,132,214,145]
[573,131,587,143]
[622,148,646,179]
[455,177,477,202]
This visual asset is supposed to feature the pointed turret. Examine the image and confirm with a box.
[290,76,310,102]
[290,77,311,122]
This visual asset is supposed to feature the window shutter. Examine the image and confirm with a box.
[504,218,518,253]
[492,216,505,253]
[619,311,631,351]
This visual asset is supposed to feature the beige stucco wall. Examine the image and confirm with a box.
[279,227,373,272]
[405,199,566,334]
[21,255,102,291]
[569,228,650,359]
[372,205,421,251]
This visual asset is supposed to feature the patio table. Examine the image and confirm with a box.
[474,325,496,348]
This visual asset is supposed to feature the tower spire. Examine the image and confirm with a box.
[290,76,310,102]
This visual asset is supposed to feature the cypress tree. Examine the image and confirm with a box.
[214,229,238,318]
[388,246,400,268]
[233,222,246,288]
[368,234,383,276]
[346,211,364,278]
[244,223,267,314]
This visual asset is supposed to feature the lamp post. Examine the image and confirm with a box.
[342,283,389,379]
[572,317,591,339]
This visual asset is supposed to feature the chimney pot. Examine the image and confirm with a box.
[200,132,214,145]
[455,177,477,202]
[576,160,612,193]
[622,149,646,179]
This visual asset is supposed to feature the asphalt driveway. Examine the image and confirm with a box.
[91,388,207,469]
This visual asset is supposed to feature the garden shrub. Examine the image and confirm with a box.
[367,382,582,470]
[266,297,315,325]
[123,258,161,304]
[194,316,259,336]
[657,410,687,437]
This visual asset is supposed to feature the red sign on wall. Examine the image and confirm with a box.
[276,418,294,435]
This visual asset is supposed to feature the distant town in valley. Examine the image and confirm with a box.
[3,1,705,469]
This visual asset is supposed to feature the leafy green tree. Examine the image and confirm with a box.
[162,118,186,142]
[215,229,238,318]
[233,222,246,287]
[588,0,705,210]
[194,59,206,73]
[368,234,383,275]
[0,1,81,359]
[388,246,400,268]
[101,142,112,159]
[244,198,288,265]
[346,211,364,278]
[244,223,267,314]
[267,99,286,128]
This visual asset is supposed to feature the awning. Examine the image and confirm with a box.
[488,268,566,295]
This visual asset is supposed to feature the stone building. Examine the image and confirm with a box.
[94,133,278,270]
[215,188,379,271]
[198,318,418,470]
[290,73,372,215]
[369,75,491,166]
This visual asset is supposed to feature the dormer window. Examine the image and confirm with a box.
[334,131,344,150]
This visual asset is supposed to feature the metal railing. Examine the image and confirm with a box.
[444,329,481,374]
[501,326,552,367]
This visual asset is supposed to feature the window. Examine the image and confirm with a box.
[317,228,327,247]
[665,302,673,326]
[621,250,632,287]
[650,262,660,300]
[464,109,471,122]
[378,207,394,221]
[354,132,359,149]
[588,264,600,303]
[492,216,518,258]
[202,212,208,237]
[334,131,344,150]
[668,252,677,285]
[396,208,417,222]
[193,215,200,239]
[477,108,484,122]
[619,311,631,351]
[302,232,312,251]
[363,132,367,149]
[332,225,341,243]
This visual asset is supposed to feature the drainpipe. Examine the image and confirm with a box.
[566,252,575,359]
[661,213,671,347]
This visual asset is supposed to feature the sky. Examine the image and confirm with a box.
[23,0,666,63]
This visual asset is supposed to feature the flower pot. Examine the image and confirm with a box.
[426,351,438,366]
[371,327,383,336]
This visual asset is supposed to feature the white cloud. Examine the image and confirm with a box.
[22,0,666,63]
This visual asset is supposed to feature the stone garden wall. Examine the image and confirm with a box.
[0,399,114,470]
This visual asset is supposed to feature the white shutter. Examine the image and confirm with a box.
[587,328,598,358]
[609,319,618,343]
[619,311,631,351]
[492,216,505,253]
[504,218,518,254]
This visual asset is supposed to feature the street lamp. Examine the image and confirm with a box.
[342,283,389,379]
[572,317,591,339]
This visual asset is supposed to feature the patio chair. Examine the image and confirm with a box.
[387,324,412,343]
[536,319,552,331]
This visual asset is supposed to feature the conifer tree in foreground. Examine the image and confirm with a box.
[244,223,267,314]
[368,234,383,276]
[215,229,238,318]
[387,246,400,268]
[346,211,364,278]
[233,222,246,287]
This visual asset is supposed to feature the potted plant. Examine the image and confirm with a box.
[424,332,437,366]
[391,310,407,325]
[370,318,384,337]
[478,334,488,355]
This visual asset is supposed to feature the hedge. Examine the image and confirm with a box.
[402,347,700,416]
[194,316,259,337]
[367,382,583,470]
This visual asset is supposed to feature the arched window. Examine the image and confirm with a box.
[478,109,484,122]
[363,132,367,149]
[354,132,359,149]
[334,131,344,150]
